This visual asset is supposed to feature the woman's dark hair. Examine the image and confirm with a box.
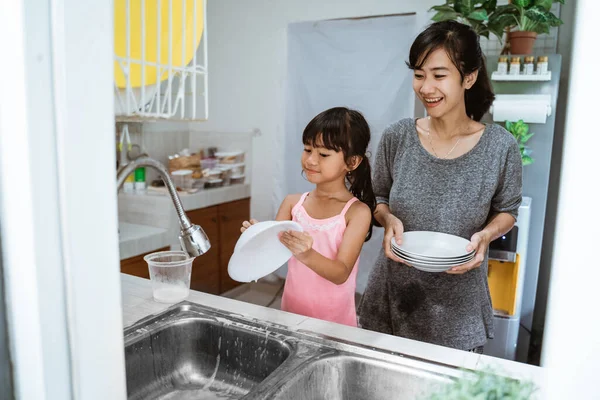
[302,107,376,241]
[407,20,495,121]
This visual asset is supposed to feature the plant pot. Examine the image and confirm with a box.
[509,31,538,55]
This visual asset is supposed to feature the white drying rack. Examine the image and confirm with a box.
[114,0,208,121]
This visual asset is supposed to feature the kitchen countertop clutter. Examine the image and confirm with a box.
[166,147,246,192]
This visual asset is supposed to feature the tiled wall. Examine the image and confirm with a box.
[115,122,256,184]
[116,122,190,183]
[480,2,561,57]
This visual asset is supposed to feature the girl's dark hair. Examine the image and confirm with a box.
[407,20,495,121]
[302,107,376,241]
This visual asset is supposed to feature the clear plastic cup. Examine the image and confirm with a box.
[144,251,194,303]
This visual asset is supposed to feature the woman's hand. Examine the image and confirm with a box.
[382,214,409,264]
[279,230,314,261]
[240,219,259,233]
[446,231,491,275]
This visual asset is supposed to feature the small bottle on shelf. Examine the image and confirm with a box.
[509,57,521,75]
[123,173,135,193]
[536,56,549,75]
[524,56,535,75]
[497,56,508,75]
[134,167,147,194]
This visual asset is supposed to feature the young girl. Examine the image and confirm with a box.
[241,107,375,327]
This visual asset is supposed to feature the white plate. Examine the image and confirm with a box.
[395,258,469,270]
[393,250,473,267]
[392,249,475,265]
[391,231,473,259]
[228,220,303,283]
[392,249,475,264]
[411,264,451,273]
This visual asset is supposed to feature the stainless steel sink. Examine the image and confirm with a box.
[124,309,294,399]
[262,354,452,400]
[124,303,462,400]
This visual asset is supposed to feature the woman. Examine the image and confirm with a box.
[358,21,522,353]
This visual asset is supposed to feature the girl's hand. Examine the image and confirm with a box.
[279,230,313,261]
[240,219,259,233]
[446,231,491,275]
[382,214,409,265]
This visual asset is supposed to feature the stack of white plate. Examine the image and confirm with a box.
[391,231,475,273]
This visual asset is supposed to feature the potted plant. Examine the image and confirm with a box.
[429,1,502,41]
[424,368,538,399]
[488,0,564,54]
[506,120,535,166]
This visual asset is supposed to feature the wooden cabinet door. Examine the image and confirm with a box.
[121,246,170,279]
[218,198,250,293]
[187,205,221,294]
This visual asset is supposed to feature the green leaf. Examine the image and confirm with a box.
[468,9,489,21]
[522,154,534,165]
[462,0,476,15]
[547,12,564,26]
[493,3,519,13]
[515,120,529,134]
[512,0,532,8]
[489,13,518,36]
[521,132,535,143]
[505,121,513,131]
[525,6,550,23]
[537,24,550,34]
[482,0,497,13]
[534,0,553,11]
[453,0,463,13]
[430,5,457,12]
[432,10,461,22]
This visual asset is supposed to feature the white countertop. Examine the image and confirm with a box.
[118,183,251,214]
[119,222,169,260]
[121,273,545,390]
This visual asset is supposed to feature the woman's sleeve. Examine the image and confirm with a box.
[372,127,396,206]
[491,139,523,220]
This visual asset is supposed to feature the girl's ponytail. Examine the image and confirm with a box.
[348,156,376,241]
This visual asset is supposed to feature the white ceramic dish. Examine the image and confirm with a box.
[391,231,474,259]
[393,249,474,267]
[392,246,475,264]
[228,220,303,283]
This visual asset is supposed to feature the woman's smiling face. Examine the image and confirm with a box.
[412,47,476,118]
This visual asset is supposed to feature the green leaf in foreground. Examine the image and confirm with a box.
[422,367,538,400]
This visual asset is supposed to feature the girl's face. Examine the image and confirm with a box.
[301,137,349,184]
[412,47,476,118]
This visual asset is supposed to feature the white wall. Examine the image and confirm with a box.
[542,2,600,397]
[193,0,439,221]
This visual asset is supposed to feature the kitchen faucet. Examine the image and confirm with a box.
[116,156,211,257]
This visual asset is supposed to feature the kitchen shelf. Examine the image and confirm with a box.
[114,0,208,121]
[492,71,552,81]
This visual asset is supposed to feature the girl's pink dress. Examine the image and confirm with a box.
[280,192,359,327]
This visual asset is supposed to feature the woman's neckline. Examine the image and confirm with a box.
[411,117,489,163]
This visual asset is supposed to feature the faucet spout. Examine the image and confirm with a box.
[117,156,211,257]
